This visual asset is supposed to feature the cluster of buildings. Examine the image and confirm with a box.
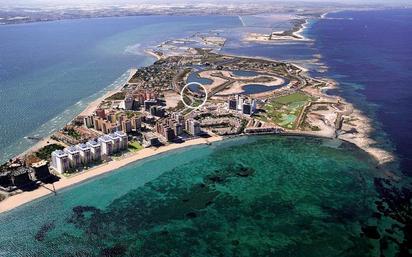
[155,113,202,142]
[0,159,50,192]
[119,89,160,110]
[83,109,142,134]
[83,89,164,135]
[51,131,128,174]
[128,57,180,90]
[200,115,243,135]
[228,95,257,115]
[144,99,166,118]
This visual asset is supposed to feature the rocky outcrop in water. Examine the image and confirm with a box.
[34,221,55,241]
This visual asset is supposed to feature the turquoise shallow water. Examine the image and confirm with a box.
[0,136,386,256]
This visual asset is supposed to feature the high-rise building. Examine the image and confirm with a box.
[242,103,252,115]
[132,116,142,131]
[86,140,101,161]
[251,99,257,113]
[98,136,113,156]
[228,98,237,110]
[77,143,92,165]
[51,150,70,174]
[31,160,51,181]
[173,123,183,136]
[164,127,175,142]
[123,95,134,110]
[65,146,81,169]
[150,106,166,117]
[237,95,244,110]
[108,133,121,153]
[95,109,106,119]
[115,131,128,150]
[83,116,93,128]
[171,112,184,125]
[121,119,132,133]
[93,117,103,131]
[107,113,116,124]
[185,119,201,136]
[144,99,157,111]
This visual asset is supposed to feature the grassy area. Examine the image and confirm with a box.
[128,141,144,152]
[106,92,126,101]
[116,111,141,119]
[262,92,310,129]
[66,128,81,140]
[35,144,65,160]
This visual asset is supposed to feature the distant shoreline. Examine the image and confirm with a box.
[0,6,409,27]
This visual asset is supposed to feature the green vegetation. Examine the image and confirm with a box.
[116,111,140,119]
[106,92,126,101]
[128,141,144,152]
[35,144,65,160]
[126,111,140,119]
[66,127,81,139]
[262,92,310,129]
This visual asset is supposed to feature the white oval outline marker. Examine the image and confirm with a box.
[180,82,208,109]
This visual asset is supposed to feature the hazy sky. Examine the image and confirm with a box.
[0,0,412,9]
[1,0,410,7]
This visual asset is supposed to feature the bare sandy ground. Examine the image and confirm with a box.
[217,79,284,95]
[164,90,181,108]
[198,70,285,95]
[0,135,223,214]
[243,19,311,43]
[197,70,228,91]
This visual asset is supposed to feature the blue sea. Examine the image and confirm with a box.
[0,9,412,257]
[0,15,240,162]
[310,9,412,176]
[225,9,412,177]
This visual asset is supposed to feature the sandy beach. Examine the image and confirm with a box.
[0,135,223,214]
[80,68,137,116]
[16,68,137,160]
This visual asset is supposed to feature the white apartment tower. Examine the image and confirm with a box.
[98,136,113,156]
[65,146,81,169]
[51,150,70,174]
[86,140,101,161]
[77,143,92,165]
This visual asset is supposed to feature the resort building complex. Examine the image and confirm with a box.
[51,131,128,174]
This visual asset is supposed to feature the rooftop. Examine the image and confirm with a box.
[65,146,79,154]
[115,131,127,137]
[52,150,67,157]
[87,140,100,147]
[98,135,113,143]
[77,143,90,150]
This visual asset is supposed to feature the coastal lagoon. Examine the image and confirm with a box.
[0,135,386,256]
